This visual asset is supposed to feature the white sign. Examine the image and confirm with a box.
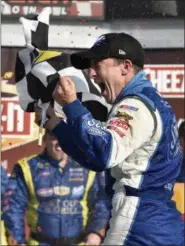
[144,65,184,98]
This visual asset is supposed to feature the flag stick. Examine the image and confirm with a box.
[38,124,43,146]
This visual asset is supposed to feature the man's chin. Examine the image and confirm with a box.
[105,98,111,104]
[104,96,113,104]
[102,93,109,102]
[52,152,63,161]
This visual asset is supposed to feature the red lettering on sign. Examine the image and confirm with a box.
[3,0,104,20]
[66,2,78,16]
[8,0,29,3]
[8,0,70,5]
[1,99,32,137]
[144,65,184,98]
[37,0,53,4]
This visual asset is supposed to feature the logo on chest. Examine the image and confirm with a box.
[53,186,70,196]
[71,185,85,198]
[37,186,70,197]
[38,171,50,177]
[37,162,50,169]
[37,188,53,197]
[69,168,84,181]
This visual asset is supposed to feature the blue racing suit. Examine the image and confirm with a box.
[51,71,184,245]
[177,158,185,182]
[2,152,111,245]
[1,165,9,245]
[1,165,8,198]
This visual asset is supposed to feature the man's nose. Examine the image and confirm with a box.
[89,68,97,79]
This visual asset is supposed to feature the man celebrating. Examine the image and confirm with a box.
[35,33,184,245]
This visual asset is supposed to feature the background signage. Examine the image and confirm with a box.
[1,0,105,20]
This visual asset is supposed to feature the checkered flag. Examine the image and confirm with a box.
[15,7,109,121]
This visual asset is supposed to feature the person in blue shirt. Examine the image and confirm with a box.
[177,120,185,182]
[1,165,9,245]
[3,130,110,246]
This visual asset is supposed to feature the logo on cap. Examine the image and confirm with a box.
[119,49,126,55]
[94,35,106,46]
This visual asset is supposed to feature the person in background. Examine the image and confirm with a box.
[1,165,9,245]
[177,120,185,182]
[172,119,185,221]
[3,130,110,246]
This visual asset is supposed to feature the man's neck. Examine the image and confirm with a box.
[125,72,136,87]
[115,73,136,100]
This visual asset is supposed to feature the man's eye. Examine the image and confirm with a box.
[92,60,102,69]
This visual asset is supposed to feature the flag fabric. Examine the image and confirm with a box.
[15,7,109,121]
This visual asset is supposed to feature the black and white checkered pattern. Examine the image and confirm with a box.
[15,7,109,121]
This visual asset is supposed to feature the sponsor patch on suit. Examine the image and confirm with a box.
[53,186,70,196]
[119,105,138,111]
[71,185,85,198]
[69,168,84,181]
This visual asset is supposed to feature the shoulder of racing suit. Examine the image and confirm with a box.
[16,153,54,173]
[15,156,36,199]
[109,91,158,137]
[16,154,38,168]
[105,94,157,168]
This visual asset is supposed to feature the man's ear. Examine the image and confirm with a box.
[120,60,128,75]
[124,59,133,69]
[120,59,133,75]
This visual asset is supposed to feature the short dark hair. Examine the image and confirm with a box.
[113,58,143,74]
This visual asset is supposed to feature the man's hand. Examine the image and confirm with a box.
[85,233,102,245]
[34,104,60,131]
[52,76,77,106]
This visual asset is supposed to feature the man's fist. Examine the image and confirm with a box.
[52,76,77,106]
